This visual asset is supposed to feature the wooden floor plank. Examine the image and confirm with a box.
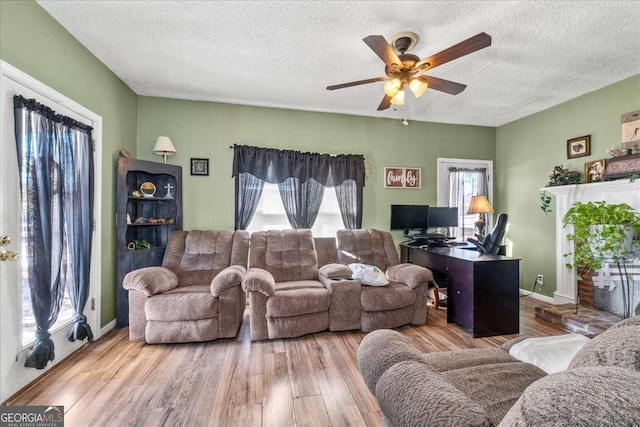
[293,395,331,427]
[5,298,572,427]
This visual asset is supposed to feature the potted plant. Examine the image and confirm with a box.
[563,201,640,317]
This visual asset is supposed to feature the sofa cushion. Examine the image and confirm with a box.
[568,323,640,370]
[274,280,326,292]
[376,360,493,427]
[361,281,415,311]
[266,287,330,318]
[443,362,546,425]
[421,347,522,373]
[250,230,319,282]
[146,287,218,321]
[499,366,640,426]
[318,263,352,279]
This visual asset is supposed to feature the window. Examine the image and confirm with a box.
[437,158,493,241]
[246,183,344,237]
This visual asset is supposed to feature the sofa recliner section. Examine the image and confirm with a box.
[123,230,249,344]
[337,229,433,332]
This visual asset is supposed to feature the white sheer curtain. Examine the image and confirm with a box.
[448,167,489,240]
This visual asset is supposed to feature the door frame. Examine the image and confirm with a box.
[0,60,103,402]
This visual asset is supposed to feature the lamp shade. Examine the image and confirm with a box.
[153,136,176,163]
[467,195,494,214]
[409,78,428,98]
[384,79,402,97]
[390,87,405,105]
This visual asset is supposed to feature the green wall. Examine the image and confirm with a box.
[136,96,496,235]
[496,74,640,297]
[1,1,138,326]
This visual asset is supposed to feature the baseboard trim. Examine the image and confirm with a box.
[519,289,555,304]
[98,319,116,339]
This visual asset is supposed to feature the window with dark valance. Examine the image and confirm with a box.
[232,144,365,231]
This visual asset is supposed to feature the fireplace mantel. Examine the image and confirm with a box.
[544,180,640,304]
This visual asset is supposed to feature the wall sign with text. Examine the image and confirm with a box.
[384,167,421,188]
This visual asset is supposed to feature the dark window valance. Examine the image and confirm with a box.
[14,95,94,134]
[232,144,365,187]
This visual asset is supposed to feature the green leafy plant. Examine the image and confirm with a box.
[128,239,151,251]
[563,201,640,275]
[540,191,552,214]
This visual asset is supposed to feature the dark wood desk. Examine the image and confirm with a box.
[400,244,520,338]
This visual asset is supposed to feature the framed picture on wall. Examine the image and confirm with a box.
[383,167,421,188]
[190,158,209,176]
[567,135,591,159]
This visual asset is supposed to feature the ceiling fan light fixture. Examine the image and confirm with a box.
[390,87,405,105]
[409,78,428,98]
[383,78,402,97]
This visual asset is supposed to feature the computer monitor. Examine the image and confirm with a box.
[427,207,459,228]
[390,205,429,235]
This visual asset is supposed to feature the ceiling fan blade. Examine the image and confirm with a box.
[363,35,402,71]
[377,95,392,111]
[412,32,491,72]
[327,76,387,90]
[417,75,467,95]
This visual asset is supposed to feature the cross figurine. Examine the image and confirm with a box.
[164,183,174,199]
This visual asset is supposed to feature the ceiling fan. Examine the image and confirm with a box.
[327,32,492,111]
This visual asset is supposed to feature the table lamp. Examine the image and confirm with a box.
[467,195,493,239]
[153,136,176,164]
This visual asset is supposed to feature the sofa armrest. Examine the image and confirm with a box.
[386,263,434,289]
[122,267,178,296]
[318,263,353,280]
[357,329,426,393]
[242,268,276,297]
[211,265,246,297]
[377,361,492,427]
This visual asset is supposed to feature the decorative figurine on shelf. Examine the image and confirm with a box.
[132,190,142,198]
[164,183,174,199]
[126,213,132,225]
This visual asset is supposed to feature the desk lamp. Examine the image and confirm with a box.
[467,195,493,240]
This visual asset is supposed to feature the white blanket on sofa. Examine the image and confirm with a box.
[509,334,591,374]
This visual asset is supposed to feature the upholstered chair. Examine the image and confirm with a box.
[242,229,360,341]
[336,229,435,332]
[123,230,249,344]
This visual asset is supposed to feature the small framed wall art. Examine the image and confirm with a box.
[384,167,421,188]
[567,135,591,159]
[190,158,209,176]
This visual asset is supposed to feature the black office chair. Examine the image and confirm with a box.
[467,213,507,255]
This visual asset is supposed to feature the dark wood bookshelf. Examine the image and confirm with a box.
[116,157,183,327]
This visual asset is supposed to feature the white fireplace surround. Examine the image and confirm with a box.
[544,180,640,304]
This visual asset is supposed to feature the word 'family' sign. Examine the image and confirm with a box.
[384,167,421,188]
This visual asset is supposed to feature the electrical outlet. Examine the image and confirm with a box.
[536,274,544,286]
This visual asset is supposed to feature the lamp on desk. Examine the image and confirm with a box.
[467,195,493,240]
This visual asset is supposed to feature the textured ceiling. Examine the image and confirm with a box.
[38,1,640,127]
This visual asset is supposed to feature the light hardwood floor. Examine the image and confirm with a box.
[6,298,567,426]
